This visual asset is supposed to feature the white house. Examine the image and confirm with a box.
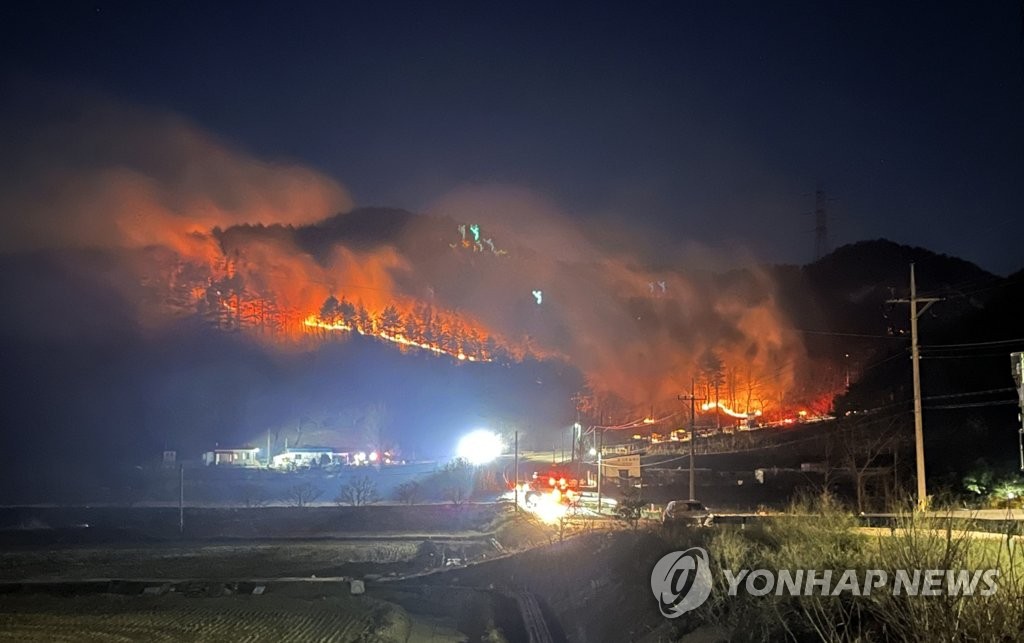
[271,447,349,469]
[202,447,261,467]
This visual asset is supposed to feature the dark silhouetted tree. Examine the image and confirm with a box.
[284,482,322,507]
[337,476,378,506]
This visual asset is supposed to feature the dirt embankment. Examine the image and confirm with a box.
[404,530,694,642]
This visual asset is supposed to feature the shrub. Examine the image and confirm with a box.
[394,480,422,505]
[615,487,645,531]
[283,482,322,507]
[336,475,378,507]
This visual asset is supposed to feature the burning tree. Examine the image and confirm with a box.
[356,301,372,333]
[319,295,340,325]
[378,305,403,336]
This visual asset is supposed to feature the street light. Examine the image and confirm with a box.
[456,429,503,466]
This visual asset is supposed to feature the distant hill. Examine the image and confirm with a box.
[3,215,1021,496]
[825,248,1023,479]
[774,239,998,336]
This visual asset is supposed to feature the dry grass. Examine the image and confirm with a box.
[699,493,1024,642]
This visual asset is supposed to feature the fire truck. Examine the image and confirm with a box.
[522,470,581,508]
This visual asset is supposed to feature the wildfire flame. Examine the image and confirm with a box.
[701,400,762,419]
[302,314,485,362]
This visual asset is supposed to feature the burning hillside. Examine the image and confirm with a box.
[1,91,843,421]
[128,210,826,422]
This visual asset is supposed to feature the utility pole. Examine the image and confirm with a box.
[570,393,582,464]
[514,430,520,512]
[678,379,706,502]
[570,425,576,463]
[573,422,583,484]
[887,264,940,510]
[1011,352,1024,471]
[714,380,721,433]
[178,464,184,538]
[596,426,604,513]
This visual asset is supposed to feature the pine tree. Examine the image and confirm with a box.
[320,295,340,324]
[379,305,403,337]
[464,328,482,359]
[356,301,373,334]
[338,297,357,328]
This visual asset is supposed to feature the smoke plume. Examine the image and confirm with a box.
[0,88,817,419]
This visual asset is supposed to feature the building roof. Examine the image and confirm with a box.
[285,446,344,453]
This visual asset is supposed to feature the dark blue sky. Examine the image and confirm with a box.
[2,1,1022,273]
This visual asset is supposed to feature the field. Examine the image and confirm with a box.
[0,539,435,581]
[0,503,545,642]
[0,591,464,642]
[0,504,498,543]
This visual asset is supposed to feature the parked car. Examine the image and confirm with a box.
[662,500,713,527]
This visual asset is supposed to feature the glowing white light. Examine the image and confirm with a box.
[532,491,567,523]
[456,430,503,465]
[369,451,379,462]
[354,452,367,463]
[589,447,597,456]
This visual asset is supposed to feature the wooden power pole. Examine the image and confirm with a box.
[887,263,940,511]
[678,379,706,502]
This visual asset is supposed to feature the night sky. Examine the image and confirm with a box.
[1,1,1022,273]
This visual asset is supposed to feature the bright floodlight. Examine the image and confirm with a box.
[456,429,503,465]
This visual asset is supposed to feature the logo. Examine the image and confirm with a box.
[650,547,713,618]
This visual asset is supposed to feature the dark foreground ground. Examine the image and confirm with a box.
[0,500,699,642]
[0,504,561,642]
[0,504,497,546]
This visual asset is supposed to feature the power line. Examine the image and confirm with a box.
[796,329,907,340]
[925,400,1017,410]
[859,399,912,413]
[593,411,680,431]
[920,353,1016,360]
[640,407,913,463]
[646,413,913,460]
[923,387,1016,401]
[917,273,1023,300]
[859,348,911,371]
[923,338,1024,350]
